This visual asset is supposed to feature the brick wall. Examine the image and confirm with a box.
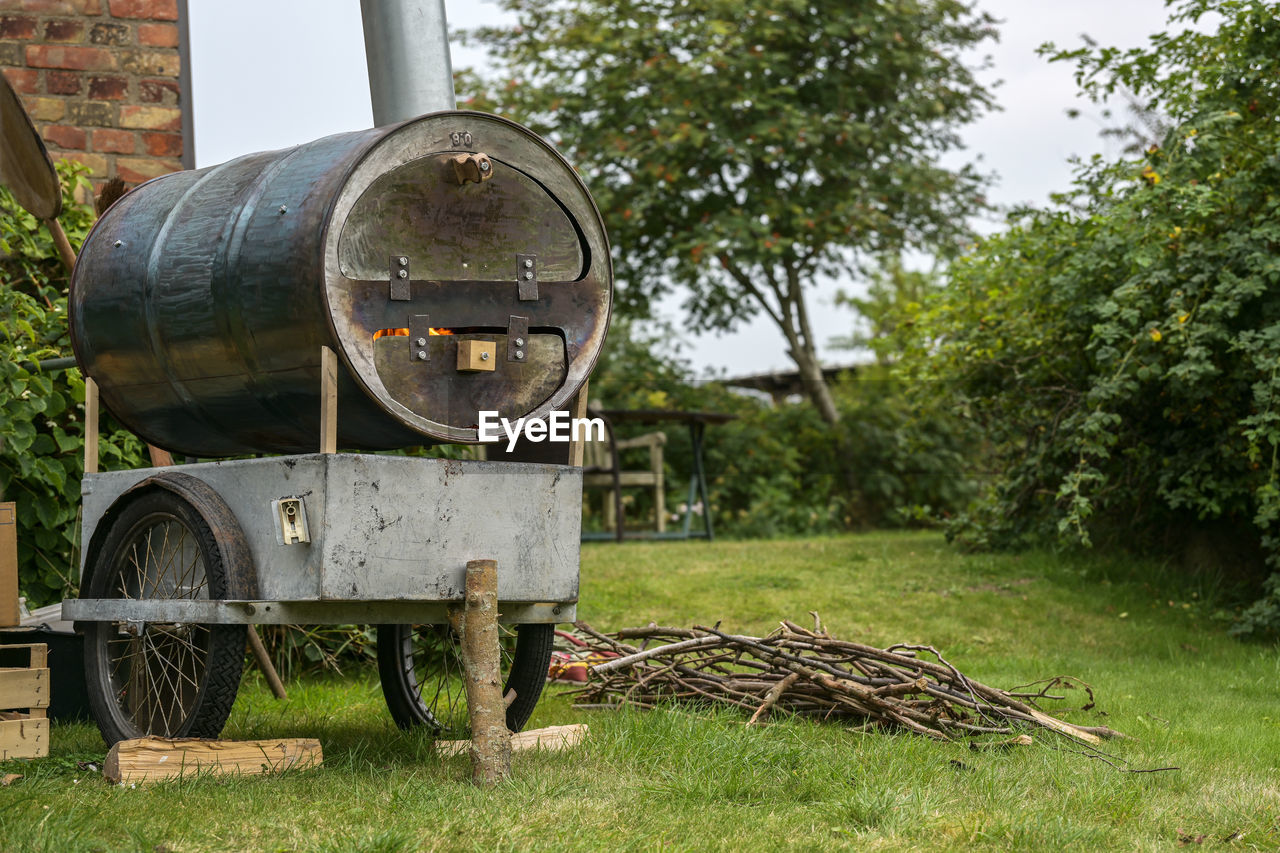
[0,0,191,189]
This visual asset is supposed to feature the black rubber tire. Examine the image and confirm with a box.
[83,487,246,746]
[376,622,553,734]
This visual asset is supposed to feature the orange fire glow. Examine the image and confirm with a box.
[373,327,454,340]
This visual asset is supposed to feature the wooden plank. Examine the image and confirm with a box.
[0,668,48,710]
[0,715,48,760]
[0,503,15,628]
[84,377,99,474]
[104,737,323,785]
[320,346,338,454]
[435,724,589,758]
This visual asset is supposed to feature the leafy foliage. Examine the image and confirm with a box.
[0,163,147,607]
[461,0,997,423]
[586,321,974,536]
[903,0,1280,634]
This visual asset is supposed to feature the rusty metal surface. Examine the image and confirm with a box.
[0,73,61,220]
[70,112,612,456]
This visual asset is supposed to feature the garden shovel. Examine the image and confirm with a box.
[0,73,76,270]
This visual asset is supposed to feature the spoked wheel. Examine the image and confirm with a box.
[83,477,251,746]
[376,622,553,735]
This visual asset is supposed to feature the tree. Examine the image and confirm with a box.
[903,0,1280,634]
[462,0,997,425]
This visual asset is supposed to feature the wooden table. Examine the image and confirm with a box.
[585,409,736,542]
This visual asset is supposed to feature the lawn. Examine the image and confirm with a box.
[2,531,1279,851]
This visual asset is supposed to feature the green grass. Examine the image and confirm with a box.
[3,531,1279,851]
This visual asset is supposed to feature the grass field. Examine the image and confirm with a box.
[2,531,1279,851]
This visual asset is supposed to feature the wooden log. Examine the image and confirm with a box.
[104,737,322,785]
[457,559,511,786]
[436,724,588,758]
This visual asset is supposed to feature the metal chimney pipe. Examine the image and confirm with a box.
[360,0,456,125]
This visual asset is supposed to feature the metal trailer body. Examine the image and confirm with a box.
[62,454,580,627]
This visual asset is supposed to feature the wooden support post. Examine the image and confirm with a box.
[320,346,338,454]
[83,377,99,475]
[454,559,511,786]
[147,446,174,467]
[0,503,15,628]
[246,627,288,700]
[568,380,590,468]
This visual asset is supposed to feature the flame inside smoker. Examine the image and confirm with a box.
[373,327,454,340]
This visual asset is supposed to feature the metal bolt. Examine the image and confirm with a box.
[479,160,490,171]
[417,350,427,361]
[398,256,408,265]
[515,337,524,346]
[523,259,533,269]
[480,351,490,361]
[515,350,524,359]
[398,269,408,279]
[113,239,123,247]
[523,271,533,280]
[415,337,427,346]
[278,205,288,214]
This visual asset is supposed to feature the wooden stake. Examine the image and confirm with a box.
[83,377,99,474]
[104,737,322,784]
[455,559,511,786]
[147,445,174,467]
[246,627,287,700]
[319,346,337,454]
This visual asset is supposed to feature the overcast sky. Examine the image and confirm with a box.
[187,0,1193,377]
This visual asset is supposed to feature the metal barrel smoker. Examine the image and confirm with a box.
[61,3,611,745]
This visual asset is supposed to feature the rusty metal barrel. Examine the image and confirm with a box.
[70,111,611,457]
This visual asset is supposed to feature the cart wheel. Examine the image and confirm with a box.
[83,482,249,746]
[376,622,553,735]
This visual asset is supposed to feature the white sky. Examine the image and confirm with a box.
[188,0,1191,377]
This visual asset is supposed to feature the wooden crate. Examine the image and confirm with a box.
[0,643,49,759]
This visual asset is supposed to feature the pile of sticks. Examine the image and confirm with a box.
[569,619,1123,746]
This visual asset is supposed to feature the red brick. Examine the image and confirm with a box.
[42,18,83,41]
[140,131,180,157]
[43,123,85,150]
[87,74,126,99]
[25,44,115,71]
[107,0,175,20]
[0,1,100,14]
[116,155,180,184]
[45,69,80,94]
[0,15,35,38]
[119,103,179,130]
[2,67,38,93]
[59,150,108,176]
[91,127,133,153]
[138,77,177,104]
[137,22,176,47]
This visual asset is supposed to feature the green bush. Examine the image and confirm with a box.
[588,321,974,537]
[903,0,1280,634]
[0,163,147,607]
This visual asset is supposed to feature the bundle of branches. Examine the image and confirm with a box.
[570,619,1125,747]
